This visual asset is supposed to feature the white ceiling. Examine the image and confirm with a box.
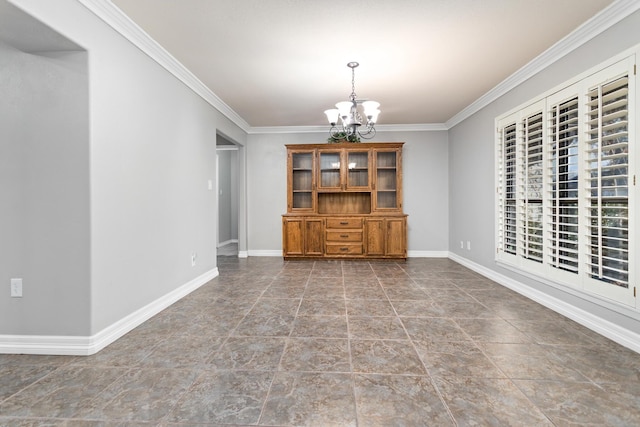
[112,1,615,127]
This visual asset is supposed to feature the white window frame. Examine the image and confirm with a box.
[495,48,637,312]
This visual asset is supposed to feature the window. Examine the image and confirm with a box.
[496,55,636,308]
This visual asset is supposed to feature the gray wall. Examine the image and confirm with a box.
[448,10,640,332]
[3,0,247,337]
[0,42,90,335]
[246,131,449,254]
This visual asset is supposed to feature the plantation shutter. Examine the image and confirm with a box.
[498,123,518,255]
[585,75,630,289]
[520,112,544,263]
[548,96,580,273]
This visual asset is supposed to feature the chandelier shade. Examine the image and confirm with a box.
[325,62,379,142]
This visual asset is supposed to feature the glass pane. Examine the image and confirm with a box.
[292,170,312,191]
[376,151,397,209]
[293,192,312,209]
[347,151,368,187]
[377,152,396,168]
[320,152,341,188]
[377,191,397,208]
[292,152,312,170]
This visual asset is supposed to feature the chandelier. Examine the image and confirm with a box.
[324,62,380,142]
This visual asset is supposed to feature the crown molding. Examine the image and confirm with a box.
[247,123,448,134]
[445,0,640,129]
[77,0,637,135]
[76,0,251,132]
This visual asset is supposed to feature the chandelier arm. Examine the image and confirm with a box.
[357,127,376,140]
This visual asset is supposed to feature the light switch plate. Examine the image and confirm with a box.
[11,278,22,297]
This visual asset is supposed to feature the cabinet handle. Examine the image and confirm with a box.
[340,247,348,251]
[340,234,349,238]
[340,221,349,225]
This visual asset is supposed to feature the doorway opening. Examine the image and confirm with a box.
[216,133,243,257]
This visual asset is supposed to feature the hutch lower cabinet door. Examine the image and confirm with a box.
[282,217,323,257]
[365,217,407,258]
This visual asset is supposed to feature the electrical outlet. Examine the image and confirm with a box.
[460,241,464,249]
[467,241,471,251]
[11,278,22,297]
[191,252,197,267]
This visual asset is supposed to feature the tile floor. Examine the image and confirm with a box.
[1,257,640,426]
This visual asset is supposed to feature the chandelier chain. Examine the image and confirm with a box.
[351,66,357,101]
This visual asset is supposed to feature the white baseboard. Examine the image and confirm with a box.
[407,250,449,258]
[0,268,218,356]
[217,239,238,248]
[248,249,282,257]
[449,252,640,354]
[238,251,249,258]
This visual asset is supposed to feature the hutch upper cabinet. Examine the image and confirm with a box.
[283,142,407,259]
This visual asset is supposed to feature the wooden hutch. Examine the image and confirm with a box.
[282,142,407,259]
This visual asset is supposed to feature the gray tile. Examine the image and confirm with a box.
[0,354,73,368]
[514,379,640,426]
[0,365,57,401]
[262,284,306,298]
[346,299,396,317]
[298,298,346,316]
[415,341,506,379]
[455,318,532,343]
[348,316,408,340]
[167,370,273,424]
[303,285,345,299]
[248,297,301,316]
[140,334,225,368]
[181,313,243,336]
[383,286,430,301]
[479,343,589,381]
[350,340,426,375]
[343,276,381,287]
[435,376,553,426]
[434,300,496,319]
[280,338,351,372]
[207,337,287,370]
[402,317,471,342]
[260,372,357,426]
[291,315,348,338]
[0,366,126,418]
[546,343,640,384]
[391,299,446,317]
[411,278,455,289]
[232,314,295,337]
[345,286,388,300]
[355,374,454,426]
[75,368,198,422]
[509,319,599,346]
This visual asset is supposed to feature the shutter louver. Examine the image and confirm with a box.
[585,75,629,288]
[549,97,580,273]
[521,113,544,262]
[502,124,518,255]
